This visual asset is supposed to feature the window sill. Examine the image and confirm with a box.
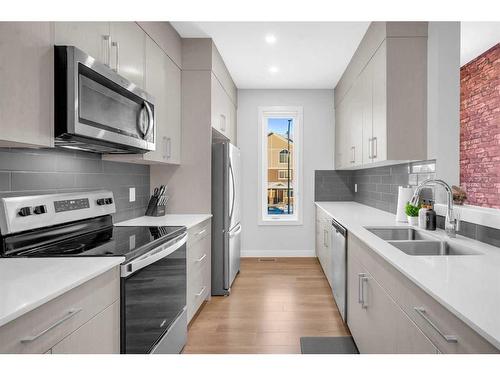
[258,217,303,226]
[435,203,500,230]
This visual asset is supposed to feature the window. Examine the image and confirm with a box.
[258,106,303,225]
[279,150,289,164]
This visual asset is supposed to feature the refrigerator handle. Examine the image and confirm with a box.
[229,160,235,222]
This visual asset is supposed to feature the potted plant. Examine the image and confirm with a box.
[405,202,421,226]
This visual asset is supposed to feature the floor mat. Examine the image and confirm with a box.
[300,336,359,354]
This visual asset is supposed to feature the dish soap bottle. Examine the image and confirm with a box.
[418,200,429,229]
[426,201,437,231]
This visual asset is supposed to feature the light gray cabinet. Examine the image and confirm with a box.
[334,22,428,170]
[347,247,437,353]
[0,22,53,148]
[315,206,332,288]
[186,219,211,323]
[0,267,120,354]
[347,233,499,354]
[54,22,111,66]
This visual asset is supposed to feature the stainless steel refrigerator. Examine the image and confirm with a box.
[211,142,241,295]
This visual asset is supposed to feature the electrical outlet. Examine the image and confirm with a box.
[129,187,136,202]
[354,183,358,193]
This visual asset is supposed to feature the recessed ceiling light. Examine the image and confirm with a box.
[269,66,279,74]
[265,34,277,44]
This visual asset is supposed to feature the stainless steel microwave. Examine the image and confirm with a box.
[54,46,156,154]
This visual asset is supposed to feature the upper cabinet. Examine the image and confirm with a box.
[334,22,428,170]
[182,38,238,145]
[0,22,53,148]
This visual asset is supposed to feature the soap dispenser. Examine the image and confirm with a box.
[418,200,428,229]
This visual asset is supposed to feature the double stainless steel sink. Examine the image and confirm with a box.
[365,227,482,256]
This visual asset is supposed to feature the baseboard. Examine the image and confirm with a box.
[241,249,316,257]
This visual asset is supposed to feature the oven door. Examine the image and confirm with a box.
[120,233,187,354]
[55,46,156,153]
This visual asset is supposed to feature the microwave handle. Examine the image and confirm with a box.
[143,101,154,140]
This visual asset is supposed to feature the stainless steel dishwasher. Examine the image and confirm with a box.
[330,218,347,322]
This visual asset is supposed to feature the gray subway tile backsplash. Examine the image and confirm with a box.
[0,148,150,222]
[315,160,500,248]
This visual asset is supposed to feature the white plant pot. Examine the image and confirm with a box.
[407,216,419,226]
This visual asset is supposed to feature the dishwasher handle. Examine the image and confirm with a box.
[331,218,346,237]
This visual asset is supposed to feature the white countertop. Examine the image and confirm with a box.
[115,214,212,229]
[0,257,124,328]
[315,201,500,350]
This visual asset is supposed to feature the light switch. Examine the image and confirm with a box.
[129,187,136,202]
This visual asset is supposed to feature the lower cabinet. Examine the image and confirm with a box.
[347,233,499,354]
[0,267,120,354]
[51,301,120,354]
[315,206,332,287]
[347,250,437,353]
[186,219,211,323]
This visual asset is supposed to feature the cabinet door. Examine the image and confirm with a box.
[347,254,396,353]
[54,22,111,65]
[361,61,374,165]
[371,40,387,163]
[349,78,364,167]
[211,74,230,138]
[51,301,120,354]
[144,36,168,163]
[0,22,53,148]
[164,56,182,163]
[109,22,145,88]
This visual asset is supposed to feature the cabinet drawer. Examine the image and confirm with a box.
[0,267,120,354]
[348,233,498,353]
[188,220,211,247]
[187,261,210,322]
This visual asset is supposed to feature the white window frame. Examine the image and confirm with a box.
[258,106,303,226]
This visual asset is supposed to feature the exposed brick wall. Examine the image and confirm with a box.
[460,43,500,208]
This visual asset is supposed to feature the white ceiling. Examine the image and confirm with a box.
[171,22,369,89]
[461,22,500,66]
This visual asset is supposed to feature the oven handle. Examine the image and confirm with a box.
[120,232,188,277]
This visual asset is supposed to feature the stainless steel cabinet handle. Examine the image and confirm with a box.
[220,114,226,132]
[162,136,167,159]
[166,137,172,158]
[196,229,207,237]
[195,286,206,297]
[112,41,120,72]
[368,137,373,159]
[196,254,207,263]
[351,146,355,163]
[323,229,328,247]
[20,308,82,343]
[373,137,378,159]
[358,273,368,308]
[102,35,111,66]
[414,307,458,343]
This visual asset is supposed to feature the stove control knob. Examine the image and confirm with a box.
[18,207,32,217]
[105,198,113,205]
[97,198,106,206]
[33,205,47,215]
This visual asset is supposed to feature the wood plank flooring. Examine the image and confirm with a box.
[183,257,350,354]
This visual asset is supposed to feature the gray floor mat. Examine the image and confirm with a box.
[300,336,359,354]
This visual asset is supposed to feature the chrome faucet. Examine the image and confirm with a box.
[409,179,457,237]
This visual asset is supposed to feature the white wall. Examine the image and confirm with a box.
[237,89,334,257]
[427,22,461,188]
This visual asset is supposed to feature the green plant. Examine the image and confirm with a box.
[405,202,421,217]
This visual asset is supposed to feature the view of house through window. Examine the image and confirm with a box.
[267,118,295,215]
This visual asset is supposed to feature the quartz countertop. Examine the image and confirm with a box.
[315,201,500,350]
[115,214,212,229]
[0,257,124,328]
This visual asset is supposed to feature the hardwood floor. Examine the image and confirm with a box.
[183,257,350,354]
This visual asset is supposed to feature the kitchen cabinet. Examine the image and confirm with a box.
[347,248,437,353]
[54,22,111,66]
[334,22,427,170]
[347,232,499,353]
[187,219,211,323]
[51,301,120,354]
[105,35,181,165]
[315,206,332,287]
[211,73,237,144]
[0,267,120,354]
[0,22,53,148]
[109,22,145,88]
